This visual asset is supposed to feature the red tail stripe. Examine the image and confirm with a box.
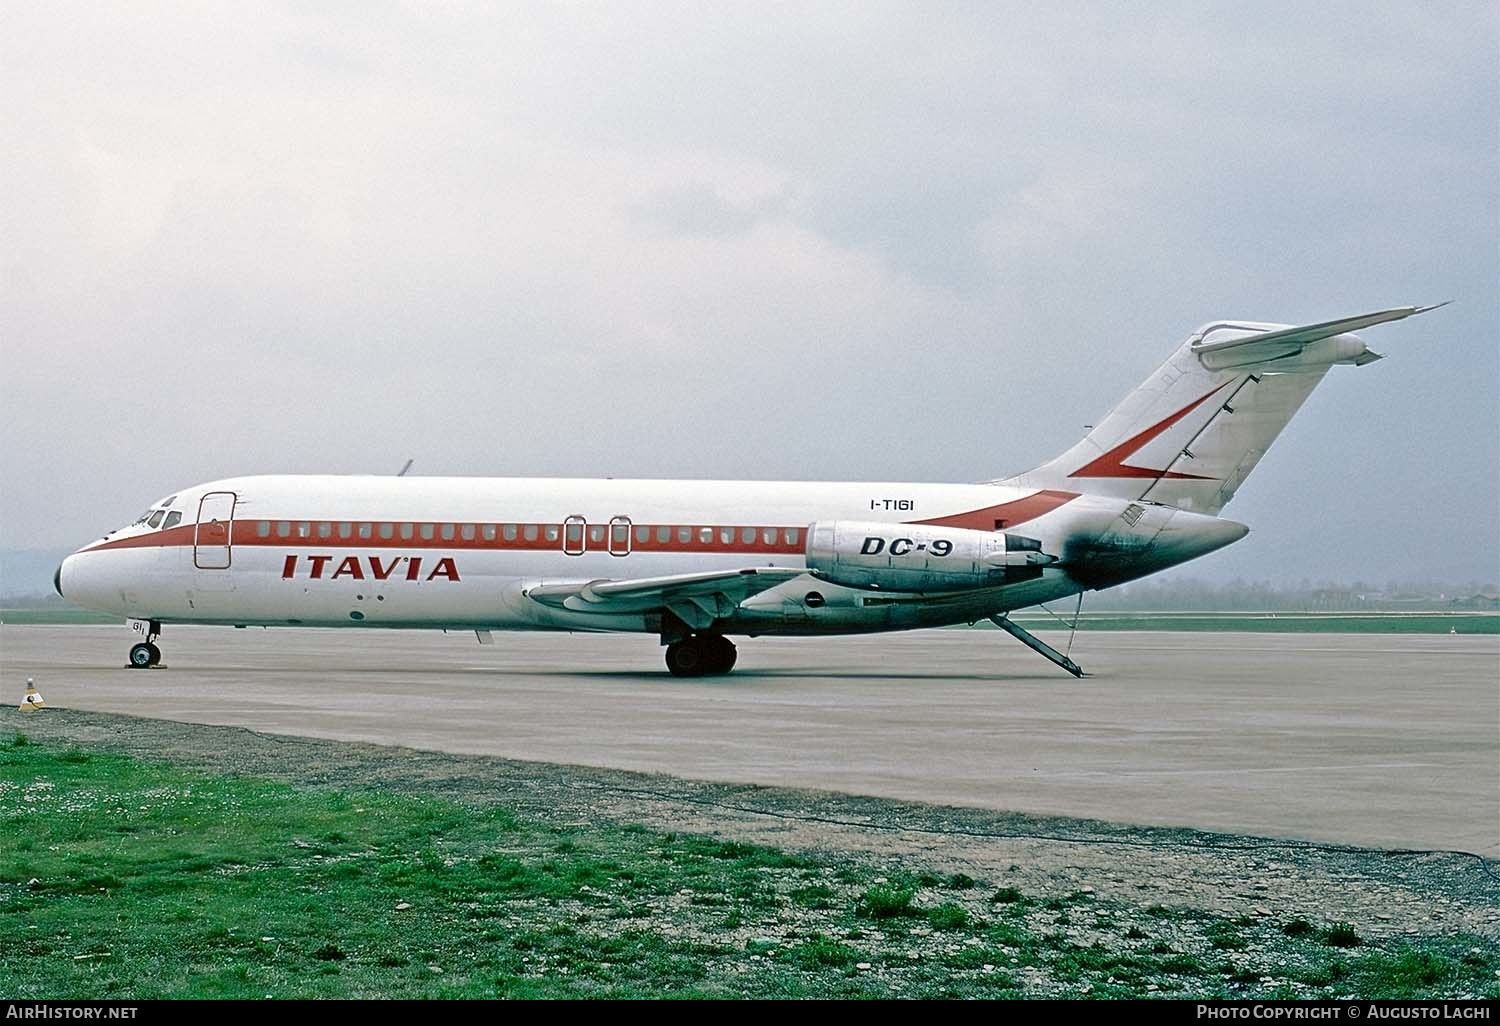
[1068,382,1231,480]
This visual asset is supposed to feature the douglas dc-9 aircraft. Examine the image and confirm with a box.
[57,305,1441,677]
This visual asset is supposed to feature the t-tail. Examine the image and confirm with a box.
[1002,305,1446,515]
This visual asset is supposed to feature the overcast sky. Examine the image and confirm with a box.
[3,2,1496,588]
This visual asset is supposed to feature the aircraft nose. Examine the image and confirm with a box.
[54,561,65,597]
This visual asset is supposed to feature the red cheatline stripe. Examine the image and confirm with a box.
[83,522,809,555]
[80,493,1074,557]
[911,490,1078,531]
[81,524,199,553]
[1068,381,1232,480]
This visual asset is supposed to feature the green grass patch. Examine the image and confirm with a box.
[856,884,917,920]
[990,886,1025,905]
[789,883,837,909]
[1322,923,1362,948]
[927,902,970,930]
[1,740,1494,999]
[1206,922,1250,951]
[784,935,860,969]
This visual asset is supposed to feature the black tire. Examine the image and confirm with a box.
[706,636,738,675]
[129,643,154,669]
[146,642,162,666]
[665,639,707,677]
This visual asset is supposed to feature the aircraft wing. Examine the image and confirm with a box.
[524,567,807,627]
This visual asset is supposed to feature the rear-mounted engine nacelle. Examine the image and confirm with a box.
[805,521,1056,593]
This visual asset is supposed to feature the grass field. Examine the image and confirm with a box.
[2,737,1494,999]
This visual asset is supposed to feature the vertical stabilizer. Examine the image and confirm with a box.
[1001,306,1441,515]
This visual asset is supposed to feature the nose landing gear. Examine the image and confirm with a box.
[127,621,163,669]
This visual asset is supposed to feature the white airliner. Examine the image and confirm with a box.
[57,306,1441,676]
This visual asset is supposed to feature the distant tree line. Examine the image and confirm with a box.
[1086,577,1499,612]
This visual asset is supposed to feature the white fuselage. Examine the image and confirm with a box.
[58,474,1246,638]
[55,305,1434,672]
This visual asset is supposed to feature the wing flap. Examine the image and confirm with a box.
[525,567,806,615]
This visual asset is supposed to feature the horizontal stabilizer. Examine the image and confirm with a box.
[1191,304,1445,370]
[1191,304,1445,354]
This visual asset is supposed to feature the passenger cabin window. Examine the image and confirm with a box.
[419,523,434,540]
[635,526,650,543]
[379,523,394,540]
[257,521,271,538]
[589,525,605,544]
[297,522,311,538]
[698,527,713,544]
[461,524,476,541]
[358,523,373,539]
[741,527,756,544]
[522,524,537,541]
[317,522,332,539]
[785,528,800,545]
[503,524,518,541]
[400,523,414,540]
[147,510,165,529]
[276,521,291,538]
[545,525,560,542]
[657,526,671,543]
[720,528,734,545]
[163,511,182,529]
[678,526,691,543]
[338,522,353,539]
[763,528,776,545]
[483,525,497,541]
[440,524,455,541]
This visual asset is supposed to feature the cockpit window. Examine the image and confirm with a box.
[147,510,165,529]
[163,511,183,529]
[162,495,178,507]
[133,510,153,525]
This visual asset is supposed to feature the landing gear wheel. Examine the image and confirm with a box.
[664,636,738,677]
[705,635,737,675]
[665,638,708,677]
[127,621,164,669]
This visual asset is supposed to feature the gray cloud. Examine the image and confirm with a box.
[633,182,786,240]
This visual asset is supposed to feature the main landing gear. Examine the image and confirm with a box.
[127,621,163,669]
[664,635,737,677]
